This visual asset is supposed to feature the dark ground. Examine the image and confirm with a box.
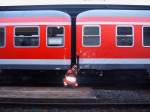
[0,105,150,112]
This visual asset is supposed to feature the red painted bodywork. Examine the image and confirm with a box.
[76,16,150,59]
[0,17,71,59]
[0,17,70,23]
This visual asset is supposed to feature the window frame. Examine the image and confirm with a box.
[14,26,40,48]
[0,27,6,48]
[82,25,101,47]
[142,26,150,47]
[116,25,134,47]
[46,26,65,48]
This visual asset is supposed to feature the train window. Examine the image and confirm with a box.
[143,27,150,46]
[83,26,100,46]
[116,26,133,47]
[14,27,39,47]
[47,26,64,47]
[0,28,5,47]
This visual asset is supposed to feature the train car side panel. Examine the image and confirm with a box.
[76,10,150,70]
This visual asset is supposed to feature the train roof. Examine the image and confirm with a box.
[0,0,150,6]
[0,10,70,19]
[77,10,150,19]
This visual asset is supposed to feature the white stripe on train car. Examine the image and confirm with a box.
[0,22,71,26]
[0,59,71,65]
[79,58,150,64]
[76,22,150,25]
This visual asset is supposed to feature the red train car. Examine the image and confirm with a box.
[76,10,150,71]
[0,9,150,73]
[0,10,71,70]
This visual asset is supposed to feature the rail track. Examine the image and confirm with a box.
[0,71,149,111]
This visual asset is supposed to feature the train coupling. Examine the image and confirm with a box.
[63,65,79,87]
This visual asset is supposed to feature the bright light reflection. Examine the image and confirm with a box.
[66,76,76,82]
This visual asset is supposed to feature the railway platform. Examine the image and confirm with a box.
[0,87,150,105]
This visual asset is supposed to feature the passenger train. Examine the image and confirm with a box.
[0,5,150,76]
